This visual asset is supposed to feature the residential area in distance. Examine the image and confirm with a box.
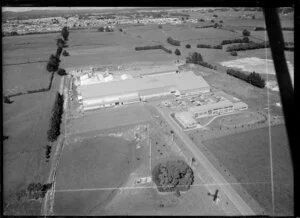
[3,7,294,216]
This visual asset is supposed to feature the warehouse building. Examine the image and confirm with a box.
[77,71,210,111]
[189,100,248,118]
[174,112,197,129]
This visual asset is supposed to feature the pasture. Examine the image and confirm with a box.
[67,104,153,136]
[202,125,293,216]
[3,74,62,214]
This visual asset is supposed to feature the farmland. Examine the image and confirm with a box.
[200,125,293,216]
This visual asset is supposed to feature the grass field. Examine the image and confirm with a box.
[3,63,52,95]
[202,125,293,216]
[67,104,153,135]
[3,74,62,214]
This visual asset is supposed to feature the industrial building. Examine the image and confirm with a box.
[77,71,210,111]
[174,112,197,129]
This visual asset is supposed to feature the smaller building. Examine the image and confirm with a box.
[175,111,197,129]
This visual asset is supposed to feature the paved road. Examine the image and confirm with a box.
[153,105,255,215]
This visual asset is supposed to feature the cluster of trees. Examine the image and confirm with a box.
[47,93,64,142]
[227,68,265,88]
[197,44,222,49]
[62,50,70,56]
[175,48,181,56]
[46,54,61,73]
[226,41,270,52]
[186,52,217,70]
[57,68,67,76]
[220,37,249,45]
[242,29,251,36]
[134,45,172,54]
[152,160,194,192]
[98,26,114,32]
[230,51,238,56]
[61,26,69,41]
[167,36,181,46]
[26,182,52,199]
[45,144,51,160]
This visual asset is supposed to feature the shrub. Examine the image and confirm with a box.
[57,68,67,76]
[242,29,250,36]
[167,36,181,46]
[56,47,63,57]
[185,44,191,48]
[220,20,223,23]
[198,18,205,22]
[254,26,265,31]
[62,50,70,56]
[61,26,69,41]
[152,160,194,192]
[197,44,211,48]
[3,135,9,141]
[158,24,163,29]
[27,182,52,199]
[211,20,215,23]
[3,96,12,104]
[56,38,65,49]
[119,28,123,32]
[175,49,181,56]
[230,51,238,56]
[213,14,218,17]
[98,27,105,32]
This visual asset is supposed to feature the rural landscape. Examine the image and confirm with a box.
[2,7,294,216]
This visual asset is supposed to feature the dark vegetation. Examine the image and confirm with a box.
[46,54,60,72]
[158,24,163,29]
[195,24,215,29]
[3,96,13,104]
[61,26,69,41]
[185,44,191,49]
[175,48,181,56]
[57,68,67,76]
[134,45,172,54]
[254,26,293,31]
[45,144,52,160]
[56,38,66,49]
[16,183,53,200]
[198,18,205,22]
[220,37,249,45]
[230,51,238,56]
[152,160,194,192]
[62,50,70,56]
[226,68,265,88]
[3,135,9,141]
[226,41,270,52]
[56,47,63,57]
[242,29,251,37]
[197,44,222,49]
[47,92,64,142]
[167,36,181,46]
[186,52,217,70]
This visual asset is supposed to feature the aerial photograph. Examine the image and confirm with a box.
[2,6,294,216]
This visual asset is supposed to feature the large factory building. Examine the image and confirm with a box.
[77,71,210,111]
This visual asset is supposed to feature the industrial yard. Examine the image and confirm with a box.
[3,7,293,216]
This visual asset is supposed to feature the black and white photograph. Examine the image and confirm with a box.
[2,6,295,216]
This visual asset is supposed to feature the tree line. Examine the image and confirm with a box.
[186,52,217,70]
[227,68,265,88]
[134,45,172,54]
[167,36,181,46]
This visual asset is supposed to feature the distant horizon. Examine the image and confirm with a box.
[2,7,139,12]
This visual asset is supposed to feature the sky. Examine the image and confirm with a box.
[2,7,136,12]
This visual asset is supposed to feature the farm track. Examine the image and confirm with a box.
[42,75,68,215]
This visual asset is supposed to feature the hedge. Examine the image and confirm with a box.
[221,37,249,45]
[226,41,270,52]
[134,45,172,54]
[167,36,181,46]
[47,92,64,142]
[226,68,265,88]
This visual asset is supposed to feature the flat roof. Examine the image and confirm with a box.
[78,71,210,99]
[189,100,233,112]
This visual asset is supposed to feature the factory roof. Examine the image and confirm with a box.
[189,100,233,113]
[78,71,210,99]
